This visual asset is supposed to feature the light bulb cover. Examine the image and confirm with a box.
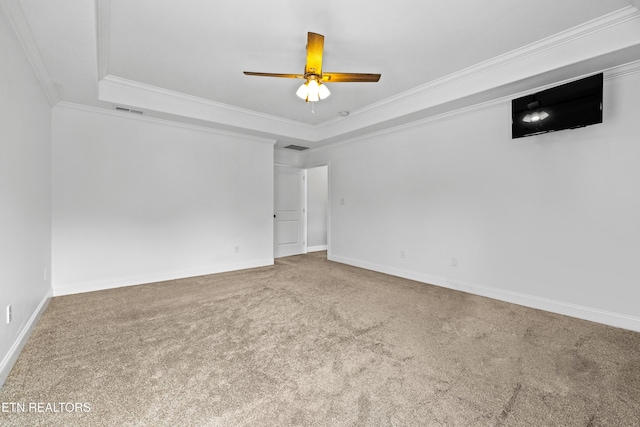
[318,83,330,99]
[296,83,309,100]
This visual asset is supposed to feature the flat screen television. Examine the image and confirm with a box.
[512,73,603,139]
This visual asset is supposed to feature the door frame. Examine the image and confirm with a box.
[302,161,331,259]
[273,160,331,259]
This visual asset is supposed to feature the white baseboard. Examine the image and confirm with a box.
[0,289,52,389]
[53,258,275,296]
[307,245,328,253]
[329,254,640,333]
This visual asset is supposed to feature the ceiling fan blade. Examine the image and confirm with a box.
[305,32,324,76]
[243,72,305,79]
[322,72,381,82]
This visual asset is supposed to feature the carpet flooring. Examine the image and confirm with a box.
[1,252,639,426]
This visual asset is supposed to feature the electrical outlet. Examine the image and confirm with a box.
[451,258,458,267]
[340,198,345,206]
[401,251,405,259]
[235,246,240,253]
[6,304,11,324]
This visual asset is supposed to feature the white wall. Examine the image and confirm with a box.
[0,7,52,386]
[307,165,328,249]
[304,66,640,331]
[52,104,274,295]
[274,148,302,167]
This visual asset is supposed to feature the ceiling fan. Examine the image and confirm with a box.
[244,32,381,103]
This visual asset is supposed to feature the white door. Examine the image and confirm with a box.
[274,165,306,258]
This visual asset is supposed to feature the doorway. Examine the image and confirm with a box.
[273,164,328,258]
[305,165,328,253]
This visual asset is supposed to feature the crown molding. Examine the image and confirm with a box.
[99,75,316,141]
[1,0,60,105]
[307,59,640,155]
[102,76,314,128]
[605,58,640,80]
[55,101,277,145]
[307,98,507,155]
[95,0,111,80]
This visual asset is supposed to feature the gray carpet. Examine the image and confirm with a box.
[1,252,639,426]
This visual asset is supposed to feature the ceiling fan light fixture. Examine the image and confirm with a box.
[245,32,379,107]
[296,79,330,102]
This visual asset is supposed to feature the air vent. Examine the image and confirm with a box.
[284,144,309,151]
[114,106,144,115]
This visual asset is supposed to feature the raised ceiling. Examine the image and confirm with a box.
[4,0,640,149]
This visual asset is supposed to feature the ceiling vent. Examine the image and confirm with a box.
[114,106,144,115]
[283,144,309,151]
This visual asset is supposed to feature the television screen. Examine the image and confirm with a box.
[512,73,603,139]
